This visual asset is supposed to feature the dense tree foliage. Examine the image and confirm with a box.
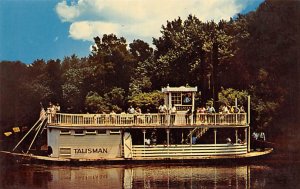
[0,0,299,145]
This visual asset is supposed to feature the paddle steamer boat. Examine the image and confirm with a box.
[5,85,272,163]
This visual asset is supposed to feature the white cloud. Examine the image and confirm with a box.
[69,21,120,41]
[56,1,80,22]
[55,0,249,43]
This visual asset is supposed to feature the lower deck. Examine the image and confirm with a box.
[46,125,251,160]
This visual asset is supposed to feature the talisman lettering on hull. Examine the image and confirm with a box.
[74,148,108,154]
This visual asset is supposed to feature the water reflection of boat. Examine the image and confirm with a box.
[6,164,271,189]
[1,85,272,163]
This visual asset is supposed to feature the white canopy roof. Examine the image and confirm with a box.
[161,85,197,93]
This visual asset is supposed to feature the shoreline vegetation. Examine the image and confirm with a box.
[0,0,299,155]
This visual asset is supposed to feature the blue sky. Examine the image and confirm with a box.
[0,0,264,64]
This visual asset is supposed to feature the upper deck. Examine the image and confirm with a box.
[47,85,249,129]
[47,112,248,128]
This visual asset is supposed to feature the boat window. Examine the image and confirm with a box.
[86,130,97,135]
[60,129,71,135]
[110,129,121,135]
[74,130,85,135]
[97,129,107,135]
[171,93,181,105]
[182,93,192,105]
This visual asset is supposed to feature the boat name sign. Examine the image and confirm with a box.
[73,148,108,154]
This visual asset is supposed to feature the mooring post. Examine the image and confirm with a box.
[190,129,193,145]
[214,129,217,154]
[143,129,146,156]
[235,129,238,144]
[248,127,251,152]
[166,129,170,155]
[247,96,251,152]
[214,129,217,145]
[247,96,250,125]
[166,129,170,146]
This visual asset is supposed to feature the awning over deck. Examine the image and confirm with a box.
[161,85,198,93]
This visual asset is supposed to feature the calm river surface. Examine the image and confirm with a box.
[0,152,299,189]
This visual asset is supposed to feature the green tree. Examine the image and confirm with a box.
[152,16,236,103]
[103,87,126,112]
[249,69,285,131]
[128,39,154,95]
[128,91,164,112]
[46,59,62,103]
[0,61,30,130]
[218,87,249,106]
[85,91,108,113]
[129,39,153,62]
[241,0,300,131]
[89,34,135,93]
[60,55,98,112]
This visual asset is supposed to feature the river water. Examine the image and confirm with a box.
[0,152,299,189]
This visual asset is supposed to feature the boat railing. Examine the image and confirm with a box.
[48,112,247,126]
[132,143,248,158]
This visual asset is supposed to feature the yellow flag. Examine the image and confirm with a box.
[13,127,20,133]
[4,132,12,136]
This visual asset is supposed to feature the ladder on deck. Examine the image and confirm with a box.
[188,127,209,139]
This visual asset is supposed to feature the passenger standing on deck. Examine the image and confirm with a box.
[207,105,215,124]
[127,106,135,124]
[258,131,266,141]
[55,103,60,123]
[51,103,57,123]
[209,105,216,113]
[128,106,135,114]
[251,130,259,151]
[185,108,192,124]
[110,110,116,124]
[170,105,177,125]
[199,106,206,123]
[222,105,229,114]
[46,102,52,114]
[252,131,259,140]
[55,103,60,112]
[145,109,151,124]
[240,106,245,113]
[193,108,197,124]
[258,131,266,150]
[40,106,46,120]
[47,102,56,123]
[158,104,167,124]
[135,107,142,114]
[135,107,142,123]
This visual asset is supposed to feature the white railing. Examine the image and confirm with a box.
[48,112,247,126]
[132,143,247,158]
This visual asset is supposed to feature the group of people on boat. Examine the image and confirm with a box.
[251,130,267,151]
[226,136,245,145]
[45,102,60,122]
[185,104,246,125]
[127,105,142,114]
[102,102,247,125]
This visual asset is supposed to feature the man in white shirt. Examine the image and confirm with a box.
[170,105,177,125]
[158,104,167,124]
